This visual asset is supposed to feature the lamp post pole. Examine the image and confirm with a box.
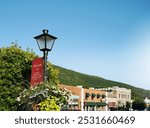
[43,50,48,82]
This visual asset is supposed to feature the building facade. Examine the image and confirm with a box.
[59,84,107,111]
[59,85,132,111]
[106,86,131,110]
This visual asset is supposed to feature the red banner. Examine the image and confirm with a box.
[30,57,43,87]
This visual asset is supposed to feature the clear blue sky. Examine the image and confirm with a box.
[1,0,150,89]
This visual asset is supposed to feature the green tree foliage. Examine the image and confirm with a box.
[132,98,146,110]
[0,43,36,87]
[0,86,22,110]
[126,101,131,111]
[0,43,36,110]
[0,43,62,110]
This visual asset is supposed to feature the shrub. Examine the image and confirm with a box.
[39,97,60,111]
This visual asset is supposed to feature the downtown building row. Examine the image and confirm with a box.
[59,84,132,111]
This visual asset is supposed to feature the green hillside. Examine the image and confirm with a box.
[54,65,150,99]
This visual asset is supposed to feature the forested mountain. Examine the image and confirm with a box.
[54,65,150,99]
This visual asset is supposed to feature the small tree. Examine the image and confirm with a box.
[126,101,131,111]
[132,97,146,111]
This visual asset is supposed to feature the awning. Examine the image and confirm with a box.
[102,94,106,98]
[85,93,91,97]
[92,93,96,97]
[70,95,79,99]
[97,94,101,98]
[84,102,107,106]
[84,102,96,106]
[96,102,107,106]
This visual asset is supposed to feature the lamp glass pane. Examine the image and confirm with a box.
[46,35,55,50]
[36,36,45,50]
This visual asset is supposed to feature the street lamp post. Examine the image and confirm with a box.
[34,29,57,83]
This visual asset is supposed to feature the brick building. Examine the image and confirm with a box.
[59,84,107,111]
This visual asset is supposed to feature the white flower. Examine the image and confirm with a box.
[17,97,20,101]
